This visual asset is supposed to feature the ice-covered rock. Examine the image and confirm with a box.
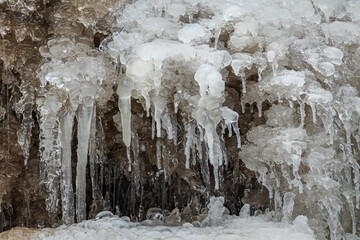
[7,0,358,239]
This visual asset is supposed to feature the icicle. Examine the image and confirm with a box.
[171,116,178,146]
[214,162,219,190]
[221,107,241,149]
[198,125,204,142]
[191,140,197,166]
[184,123,193,169]
[309,102,317,125]
[89,107,97,201]
[117,78,132,148]
[343,143,360,209]
[227,122,233,137]
[319,198,345,240]
[17,102,34,166]
[143,92,151,117]
[76,98,94,223]
[97,117,106,166]
[161,114,173,140]
[282,192,295,223]
[271,63,278,76]
[288,99,293,108]
[127,146,131,172]
[60,110,75,225]
[257,101,263,117]
[250,103,254,113]
[345,128,351,145]
[153,96,166,138]
[162,142,169,181]
[151,118,155,139]
[344,191,356,234]
[297,99,305,128]
[199,143,211,191]
[319,109,334,145]
[192,113,222,190]
[220,133,228,167]
[132,132,140,194]
[156,138,162,169]
[37,94,62,220]
[281,164,293,189]
[274,191,282,212]
[354,134,360,151]
[291,155,303,194]
[240,73,246,94]
[195,137,203,162]
[174,91,181,114]
[214,28,221,50]
[241,100,245,114]
[270,164,280,188]
[232,122,241,149]
[257,66,264,81]
[258,167,273,198]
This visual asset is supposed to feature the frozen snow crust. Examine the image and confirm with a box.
[32,210,316,240]
[30,0,360,239]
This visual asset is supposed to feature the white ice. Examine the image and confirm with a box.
[31,213,315,240]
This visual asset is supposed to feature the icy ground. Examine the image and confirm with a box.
[29,214,315,240]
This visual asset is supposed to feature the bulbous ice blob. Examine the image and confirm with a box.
[194,64,224,98]
[178,24,210,44]
[318,62,335,76]
[323,47,343,65]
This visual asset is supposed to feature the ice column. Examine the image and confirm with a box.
[117,78,132,148]
[193,64,225,190]
[60,110,75,225]
[76,98,94,222]
[37,37,114,223]
[89,107,98,201]
[17,66,36,167]
[17,100,34,166]
[36,94,62,219]
[282,192,295,223]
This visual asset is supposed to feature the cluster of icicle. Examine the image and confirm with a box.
[28,0,360,239]
[102,0,360,239]
[36,37,115,224]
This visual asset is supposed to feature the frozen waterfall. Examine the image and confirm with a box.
[0,0,359,239]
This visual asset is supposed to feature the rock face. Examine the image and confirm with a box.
[0,1,359,239]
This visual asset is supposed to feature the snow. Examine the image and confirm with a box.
[31,214,315,240]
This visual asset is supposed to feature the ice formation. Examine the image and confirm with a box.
[36,38,115,222]
[0,0,359,239]
[28,215,316,240]
[12,202,316,240]
[99,1,360,237]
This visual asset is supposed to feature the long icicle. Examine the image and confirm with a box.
[60,110,75,225]
[117,78,132,148]
[89,106,97,201]
[76,99,94,222]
